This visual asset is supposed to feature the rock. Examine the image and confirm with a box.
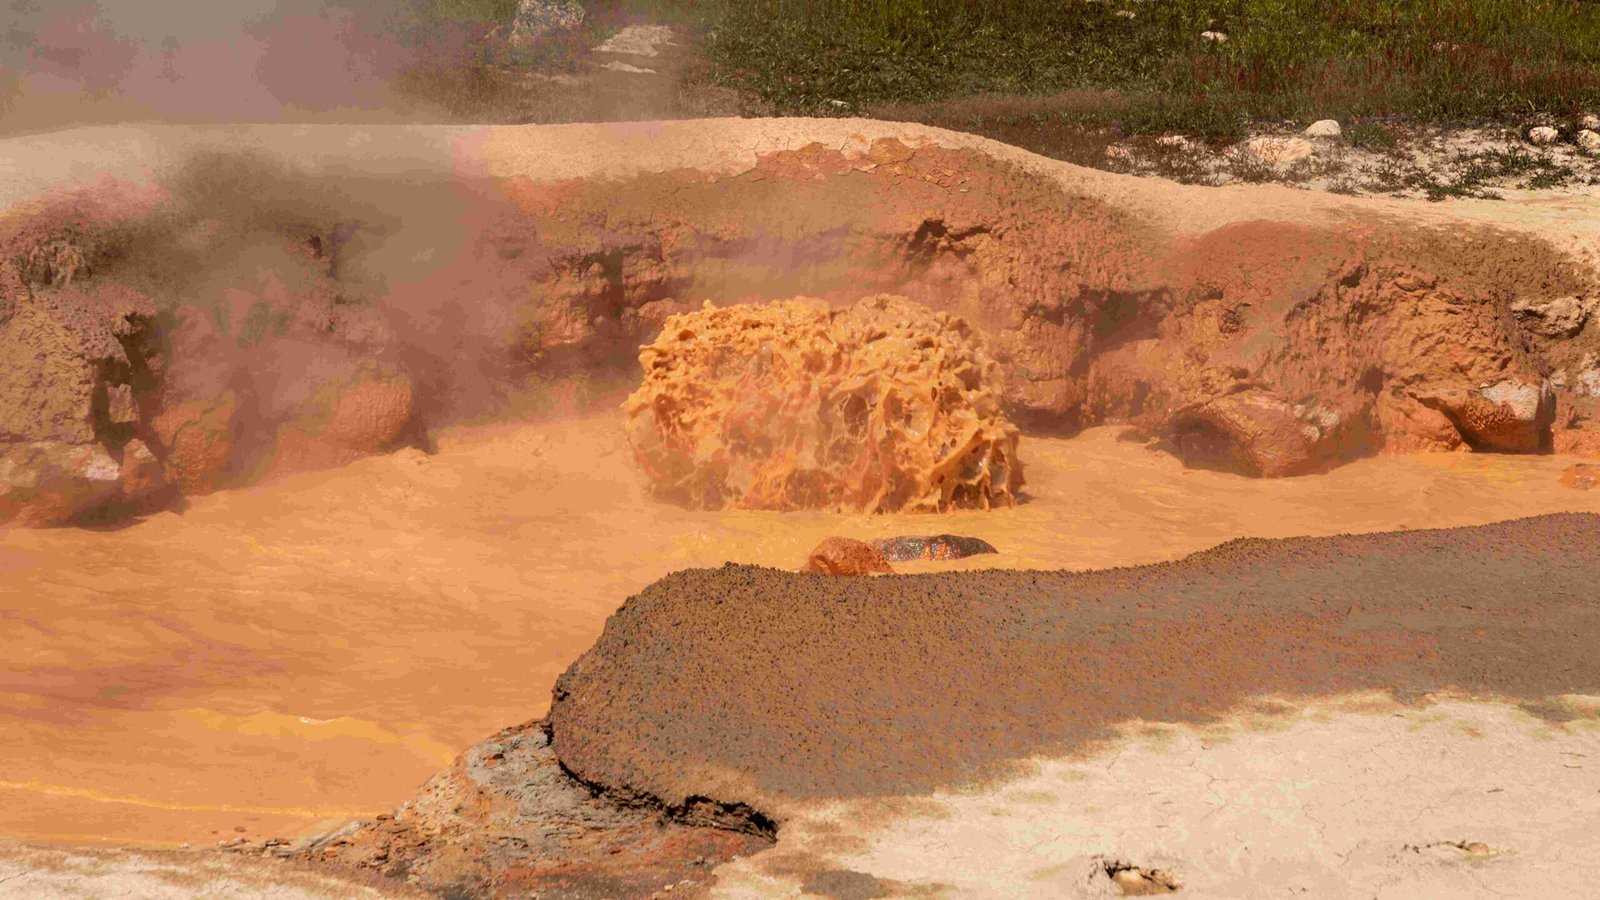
[1418,380,1555,453]
[1582,114,1600,132]
[151,394,242,496]
[622,295,1024,513]
[1243,136,1315,164]
[270,721,769,897]
[1303,119,1342,139]
[1560,463,1600,489]
[1528,125,1560,146]
[1511,295,1591,338]
[1154,135,1195,151]
[592,24,675,57]
[1578,129,1600,154]
[802,538,894,576]
[1200,30,1228,43]
[871,535,998,562]
[507,0,585,50]
[1164,390,1351,477]
[0,441,123,525]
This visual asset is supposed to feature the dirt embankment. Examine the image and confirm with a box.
[548,513,1600,821]
[280,512,1600,897]
[4,121,1600,527]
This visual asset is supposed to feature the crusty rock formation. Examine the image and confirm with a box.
[801,538,895,576]
[621,296,1024,513]
[10,121,1600,526]
[250,720,768,899]
[0,214,171,523]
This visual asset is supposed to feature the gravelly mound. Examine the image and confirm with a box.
[548,512,1600,820]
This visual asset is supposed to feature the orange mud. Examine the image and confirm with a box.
[3,413,1599,848]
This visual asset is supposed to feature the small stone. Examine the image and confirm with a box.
[1115,9,1136,18]
[1528,125,1560,146]
[1200,30,1228,43]
[1578,129,1600,154]
[1462,841,1493,856]
[1581,114,1600,131]
[1303,119,1342,139]
[1155,135,1194,151]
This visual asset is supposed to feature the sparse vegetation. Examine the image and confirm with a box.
[642,0,1600,140]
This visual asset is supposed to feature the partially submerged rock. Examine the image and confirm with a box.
[1560,463,1600,489]
[622,296,1024,513]
[802,537,894,576]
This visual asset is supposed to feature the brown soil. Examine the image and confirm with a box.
[548,513,1600,820]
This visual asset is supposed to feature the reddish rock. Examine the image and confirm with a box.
[1560,463,1600,489]
[802,538,895,576]
[1165,389,1353,477]
[151,393,242,495]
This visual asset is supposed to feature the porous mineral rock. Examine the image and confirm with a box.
[622,295,1024,512]
[802,537,895,576]
[508,0,585,49]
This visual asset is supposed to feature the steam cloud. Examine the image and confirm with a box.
[1,0,466,132]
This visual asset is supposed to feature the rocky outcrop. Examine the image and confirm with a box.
[622,296,1024,512]
[259,720,768,899]
[801,538,894,576]
[7,122,1600,527]
[0,225,171,523]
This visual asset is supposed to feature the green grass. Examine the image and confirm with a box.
[634,0,1600,138]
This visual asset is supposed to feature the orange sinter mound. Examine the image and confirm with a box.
[622,295,1024,512]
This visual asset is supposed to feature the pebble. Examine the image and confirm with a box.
[1303,119,1342,139]
[1528,125,1560,146]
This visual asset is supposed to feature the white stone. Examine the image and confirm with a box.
[1200,30,1228,43]
[593,24,676,57]
[1581,114,1600,131]
[1243,136,1314,165]
[1303,119,1342,139]
[1577,129,1600,153]
[1527,126,1560,146]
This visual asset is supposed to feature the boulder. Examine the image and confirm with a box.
[508,0,585,49]
[622,296,1024,513]
[1303,119,1342,139]
[1511,294,1591,338]
[1578,129,1600,154]
[1164,389,1352,477]
[802,538,895,576]
[1417,380,1555,453]
[1528,126,1561,146]
[1243,136,1315,165]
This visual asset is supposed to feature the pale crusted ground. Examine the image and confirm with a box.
[712,693,1600,899]
[0,841,424,899]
